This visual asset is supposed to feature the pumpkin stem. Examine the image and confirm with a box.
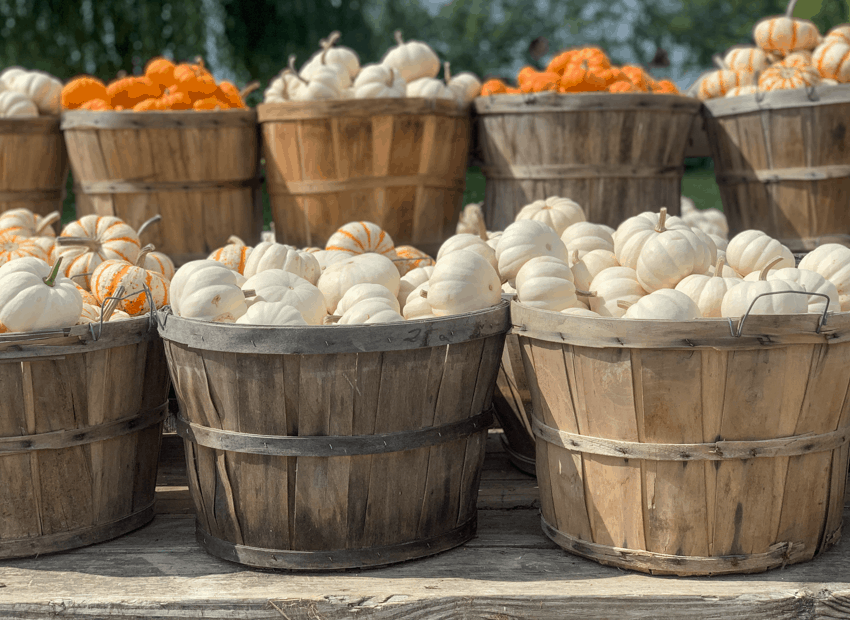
[101,285,125,322]
[43,256,63,288]
[242,289,256,298]
[655,207,668,233]
[712,54,729,71]
[239,81,260,99]
[136,244,155,267]
[419,289,428,299]
[289,56,309,84]
[713,255,726,278]
[268,220,277,244]
[56,236,100,251]
[194,56,206,72]
[786,0,799,17]
[227,235,246,247]
[323,314,341,325]
[137,214,162,238]
[394,30,405,46]
[617,299,634,310]
[444,61,452,84]
[320,31,342,65]
[385,67,396,87]
[759,256,784,281]
[570,250,580,266]
[35,211,60,236]
[576,289,597,298]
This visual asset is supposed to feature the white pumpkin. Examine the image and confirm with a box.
[436,234,498,275]
[425,250,500,316]
[747,267,841,315]
[170,260,247,322]
[515,196,585,236]
[398,265,434,309]
[0,90,37,118]
[336,283,400,315]
[288,55,342,100]
[301,31,360,86]
[560,222,615,259]
[798,244,850,310]
[318,253,400,313]
[0,257,81,332]
[710,234,728,252]
[235,302,308,326]
[353,64,406,99]
[562,306,600,317]
[725,230,794,276]
[496,219,569,285]
[588,267,647,318]
[690,228,718,266]
[675,256,742,318]
[614,208,691,270]
[515,256,579,312]
[635,228,712,293]
[447,71,482,106]
[243,241,321,284]
[406,74,455,101]
[263,69,303,102]
[242,269,327,325]
[723,46,771,74]
[456,202,487,239]
[570,249,619,292]
[338,298,405,325]
[208,235,252,274]
[5,70,61,115]
[720,260,808,317]
[622,289,702,320]
[403,282,432,319]
[381,30,441,83]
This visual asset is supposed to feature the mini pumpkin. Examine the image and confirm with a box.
[0,257,81,333]
[235,301,307,326]
[753,1,820,55]
[560,222,615,259]
[242,269,326,325]
[0,91,37,118]
[614,207,691,270]
[622,289,702,320]
[588,266,647,318]
[56,215,142,289]
[4,70,62,115]
[208,235,252,274]
[570,249,619,292]
[721,258,808,317]
[336,283,401,315]
[725,230,794,276]
[406,62,456,100]
[495,219,569,285]
[325,221,396,258]
[759,61,820,90]
[515,196,586,237]
[61,76,108,109]
[515,256,580,312]
[170,260,247,322]
[353,64,406,99]
[243,241,321,284]
[813,39,850,82]
[90,245,169,316]
[0,231,48,266]
[798,243,850,310]
[675,256,743,318]
[302,31,361,87]
[337,298,404,325]
[317,253,400,314]
[436,234,499,275]
[425,249,501,317]
[381,30,441,83]
[107,76,162,109]
[393,245,435,275]
[723,47,771,73]
[397,265,434,309]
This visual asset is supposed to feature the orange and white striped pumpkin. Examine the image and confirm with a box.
[782,50,814,67]
[144,250,176,281]
[759,61,821,90]
[56,215,141,289]
[826,24,850,46]
[0,232,48,266]
[698,69,754,100]
[77,303,131,325]
[90,245,169,316]
[208,235,252,274]
[753,2,820,55]
[76,284,98,306]
[726,85,758,97]
[723,47,771,73]
[0,209,59,238]
[325,221,396,258]
[394,245,435,275]
[813,40,850,81]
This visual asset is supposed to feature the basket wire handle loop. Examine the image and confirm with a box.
[806,83,819,101]
[731,290,830,338]
[91,286,152,341]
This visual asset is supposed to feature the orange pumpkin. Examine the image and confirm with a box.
[79,98,112,111]
[759,60,821,90]
[133,97,166,111]
[517,66,538,90]
[160,89,192,110]
[522,71,561,93]
[651,79,680,94]
[173,61,217,98]
[620,65,652,92]
[192,96,230,110]
[505,87,522,94]
[608,80,639,93]
[481,79,508,96]
[568,47,612,71]
[61,76,109,109]
[145,57,177,88]
[547,50,576,75]
[107,76,162,109]
[560,61,607,92]
[217,82,245,108]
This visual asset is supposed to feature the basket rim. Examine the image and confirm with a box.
[256,97,470,121]
[704,83,850,117]
[473,91,702,115]
[61,108,256,130]
[511,299,850,350]
[156,301,510,355]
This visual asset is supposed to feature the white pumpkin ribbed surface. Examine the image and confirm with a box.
[635,229,710,292]
[720,278,808,317]
[235,302,308,326]
[336,283,400,315]
[318,253,400,314]
[170,260,247,322]
[614,209,690,270]
[496,219,568,285]
[338,298,404,324]
[515,197,586,236]
[570,249,619,291]
[427,249,500,316]
[398,265,434,309]
[436,234,499,274]
[725,230,794,275]
[588,266,646,318]
[515,256,577,312]
[623,289,702,320]
[560,222,615,259]
[242,270,327,325]
[798,244,850,310]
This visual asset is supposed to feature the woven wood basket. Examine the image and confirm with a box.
[474,93,701,231]
[61,110,262,265]
[704,86,850,252]
[512,300,850,576]
[258,99,471,257]
[0,117,68,226]
[0,317,170,559]
[157,303,509,570]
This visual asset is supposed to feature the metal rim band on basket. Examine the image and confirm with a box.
[539,516,814,576]
[196,516,476,570]
[0,402,168,455]
[532,417,850,461]
[480,164,685,181]
[74,178,259,195]
[176,409,493,457]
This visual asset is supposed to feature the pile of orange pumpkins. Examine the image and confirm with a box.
[697,0,850,99]
[480,47,679,96]
[0,208,173,333]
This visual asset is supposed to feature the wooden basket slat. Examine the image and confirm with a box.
[516,301,850,575]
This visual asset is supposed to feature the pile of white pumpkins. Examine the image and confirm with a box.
[0,208,174,334]
[457,195,850,321]
[263,30,481,107]
[0,67,62,117]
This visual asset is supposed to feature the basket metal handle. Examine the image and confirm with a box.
[728,290,831,338]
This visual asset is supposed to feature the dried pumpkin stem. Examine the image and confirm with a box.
[35,211,60,236]
[759,256,784,281]
[239,81,260,98]
[419,289,429,299]
[576,289,597,298]
[444,61,452,84]
[242,289,256,298]
[786,0,799,17]
[655,207,668,233]
[137,214,162,238]
[43,256,63,288]
[385,68,396,87]
[227,235,246,246]
[394,30,405,46]
[288,55,309,85]
[102,285,125,322]
[320,31,342,65]
[136,244,155,267]
[56,236,100,251]
[712,54,729,71]
[571,249,580,265]
[323,315,341,325]
[713,255,727,277]
[617,299,634,309]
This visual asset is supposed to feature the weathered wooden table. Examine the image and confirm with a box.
[1,431,848,619]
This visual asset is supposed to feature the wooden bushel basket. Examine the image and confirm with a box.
[512,300,850,576]
[0,117,68,225]
[157,303,509,570]
[61,111,262,265]
[704,86,850,252]
[493,332,536,475]
[474,93,702,231]
[0,317,170,559]
[258,99,471,257]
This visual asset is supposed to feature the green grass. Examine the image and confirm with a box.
[682,162,724,212]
